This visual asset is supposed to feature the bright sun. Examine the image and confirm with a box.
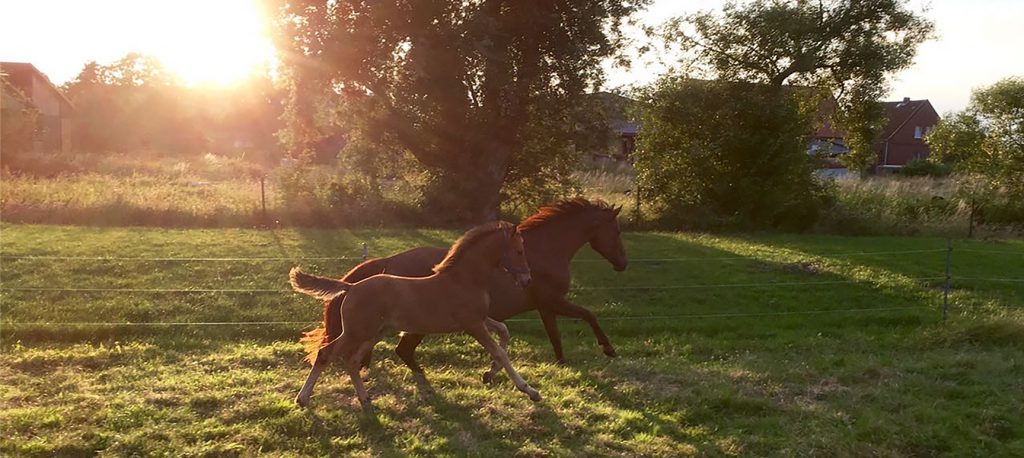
[142,0,275,86]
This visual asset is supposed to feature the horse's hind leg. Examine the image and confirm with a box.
[482,318,510,384]
[296,362,326,408]
[295,332,360,408]
[465,323,541,402]
[344,340,376,410]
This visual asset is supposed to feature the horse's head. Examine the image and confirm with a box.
[500,224,532,287]
[588,205,628,272]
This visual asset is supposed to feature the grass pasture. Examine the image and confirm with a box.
[2,224,1023,456]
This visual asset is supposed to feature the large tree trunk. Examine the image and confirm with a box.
[425,140,514,225]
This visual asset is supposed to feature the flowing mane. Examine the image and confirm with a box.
[432,221,514,273]
[518,198,616,231]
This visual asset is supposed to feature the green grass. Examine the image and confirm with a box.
[2,224,1023,456]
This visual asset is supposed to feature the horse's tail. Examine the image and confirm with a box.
[293,260,391,366]
[289,267,352,301]
[305,258,391,363]
[299,326,327,365]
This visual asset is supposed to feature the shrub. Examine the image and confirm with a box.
[634,78,831,231]
[896,158,952,177]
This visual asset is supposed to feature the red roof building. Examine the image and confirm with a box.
[876,97,940,170]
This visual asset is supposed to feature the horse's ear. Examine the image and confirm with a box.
[612,205,622,217]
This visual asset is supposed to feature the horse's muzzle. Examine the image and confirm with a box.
[513,272,531,288]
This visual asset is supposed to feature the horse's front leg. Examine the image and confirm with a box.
[482,318,510,384]
[547,297,617,358]
[395,333,427,374]
[465,323,541,402]
[537,307,566,364]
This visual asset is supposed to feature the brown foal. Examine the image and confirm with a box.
[290,221,540,409]
[321,198,627,379]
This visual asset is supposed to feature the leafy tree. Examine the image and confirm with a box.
[662,0,934,174]
[926,111,985,166]
[928,77,1024,196]
[271,0,648,222]
[634,78,831,230]
[63,55,200,153]
[63,54,282,156]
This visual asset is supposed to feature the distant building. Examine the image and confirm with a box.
[578,89,941,178]
[809,97,941,177]
[0,62,75,153]
[875,97,940,171]
[806,95,853,178]
[581,92,639,162]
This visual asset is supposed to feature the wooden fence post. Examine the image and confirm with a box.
[260,176,267,219]
[968,197,976,239]
[633,185,641,227]
[943,238,952,320]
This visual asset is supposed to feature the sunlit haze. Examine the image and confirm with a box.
[2,0,1022,112]
[0,0,275,86]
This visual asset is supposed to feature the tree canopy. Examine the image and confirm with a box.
[632,0,933,230]
[663,0,934,174]
[63,53,281,156]
[928,77,1024,196]
[271,0,648,222]
[634,78,831,230]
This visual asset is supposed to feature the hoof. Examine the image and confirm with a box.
[555,358,568,366]
[526,389,542,402]
[295,394,309,408]
[482,371,494,385]
[518,384,542,402]
[358,397,373,411]
[603,346,618,358]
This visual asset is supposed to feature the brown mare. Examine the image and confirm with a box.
[321,198,627,380]
[290,221,540,409]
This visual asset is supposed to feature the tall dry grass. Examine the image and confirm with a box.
[1,150,1019,234]
[1,151,270,226]
[821,175,1021,237]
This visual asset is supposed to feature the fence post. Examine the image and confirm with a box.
[259,176,267,221]
[633,185,642,227]
[968,197,976,239]
[362,242,369,261]
[943,238,952,320]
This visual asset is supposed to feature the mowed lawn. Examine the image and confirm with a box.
[1,224,1022,457]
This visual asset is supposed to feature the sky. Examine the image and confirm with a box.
[2,0,1021,114]
[0,0,275,86]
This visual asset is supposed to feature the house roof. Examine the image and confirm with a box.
[588,92,639,135]
[880,98,933,140]
[0,62,74,111]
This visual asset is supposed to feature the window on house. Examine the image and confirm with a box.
[914,126,923,139]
